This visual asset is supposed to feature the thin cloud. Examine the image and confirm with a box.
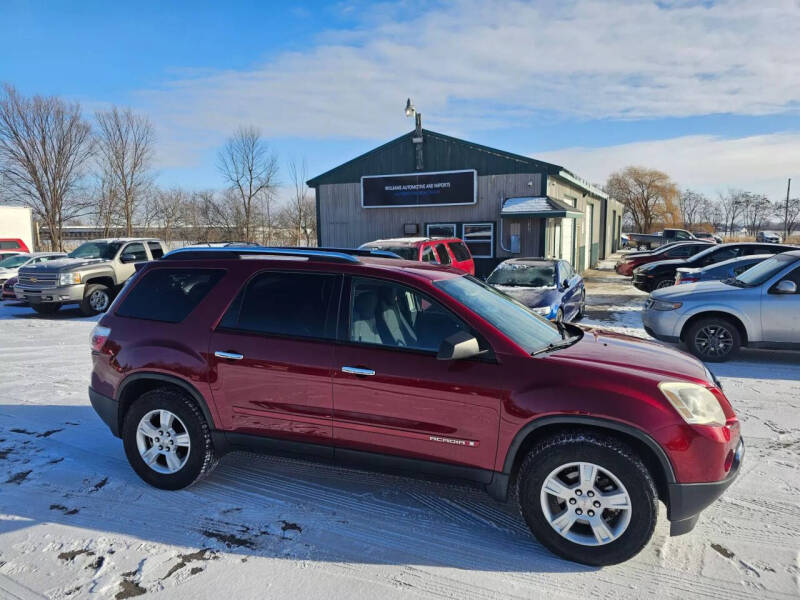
[535,132,800,199]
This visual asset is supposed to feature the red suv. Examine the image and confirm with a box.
[89,247,742,565]
[359,237,475,275]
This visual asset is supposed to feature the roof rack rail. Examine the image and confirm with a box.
[282,246,402,259]
[162,246,391,263]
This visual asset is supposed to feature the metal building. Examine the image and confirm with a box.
[307,128,623,276]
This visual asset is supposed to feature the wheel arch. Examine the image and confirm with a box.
[679,310,749,346]
[84,275,115,291]
[489,416,675,506]
[116,373,217,435]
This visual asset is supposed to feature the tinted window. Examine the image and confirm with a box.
[0,241,21,249]
[735,254,799,286]
[0,255,30,268]
[450,242,472,262]
[220,272,337,339]
[123,242,147,262]
[117,269,224,323]
[349,277,467,352]
[435,243,451,265]
[148,242,164,258]
[667,245,693,258]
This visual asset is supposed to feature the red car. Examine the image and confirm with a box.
[615,241,712,276]
[359,237,475,275]
[89,247,742,565]
[0,238,30,253]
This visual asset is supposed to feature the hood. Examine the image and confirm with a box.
[20,257,107,273]
[492,285,559,308]
[651,279,743,300]
[550,326,711,384]
[0,267,19,275]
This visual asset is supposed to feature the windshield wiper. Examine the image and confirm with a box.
[723,278,747,287]
[531,336,579,357]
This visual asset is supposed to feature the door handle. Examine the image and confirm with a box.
[215,351,244,360]
[341,366,375,376]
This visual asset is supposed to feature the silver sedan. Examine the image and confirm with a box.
[642,250,800,361]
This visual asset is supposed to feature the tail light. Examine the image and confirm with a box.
[678,276,699,285]
[90,325,111,352]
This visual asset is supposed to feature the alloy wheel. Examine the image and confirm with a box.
[135,409,191,474]
[540,461,632,546]
[694,323,734,358]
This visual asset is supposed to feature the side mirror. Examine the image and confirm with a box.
[562,279,570,289]
[120,253,137,263]
[437,331,481,361]
[773,280,797,294]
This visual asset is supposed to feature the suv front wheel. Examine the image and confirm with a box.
[122,388,218,490]
[516,432,657,566]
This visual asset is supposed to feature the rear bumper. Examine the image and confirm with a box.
[667,437,744,535]
[89,386,120,437]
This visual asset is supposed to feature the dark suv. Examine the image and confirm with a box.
[89,247,743,565]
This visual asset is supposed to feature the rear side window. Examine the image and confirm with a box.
[219,272,338,339]
[116,268,224,323]
[0,241,21,249]
[148,242,164,258]
[421,246,438,263]
[449,241,472,262]
[434,243,451,265]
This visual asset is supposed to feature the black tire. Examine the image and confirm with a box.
[122,388,218,490]
[80,283,112,316]
[653,277,675,290]
[685,316,741,362]
[516,432,657,566]
[32,303,60,314]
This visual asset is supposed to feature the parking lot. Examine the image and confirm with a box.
[0,253,798,600]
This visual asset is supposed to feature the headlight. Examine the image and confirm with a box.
[531,306,551,316]
[658,382,726,426]
[650,299,682,311]
[58,272,82,285]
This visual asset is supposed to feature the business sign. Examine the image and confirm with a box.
[361,169,477,208]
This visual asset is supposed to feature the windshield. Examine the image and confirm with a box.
[363,245,417,260]
[734,253,798,287]
[0,255,30,268]
[435,276,565,354]
[487,263,556,287]
[68,242,122,260]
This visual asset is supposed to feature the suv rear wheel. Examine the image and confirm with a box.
[81,283,112,316]
[122,388,218,489]
[516,432,657,566]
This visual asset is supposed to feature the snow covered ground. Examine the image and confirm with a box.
[0,257,798,599]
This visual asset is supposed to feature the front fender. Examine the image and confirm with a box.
[675,302,758,341]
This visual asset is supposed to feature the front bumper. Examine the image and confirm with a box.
[667,438,744,535]
[89,386,120,437]
[632,272,655,291]
[19,283,85,304]
[642,305,683,342]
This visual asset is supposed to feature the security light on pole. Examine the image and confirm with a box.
[405,98,424,170]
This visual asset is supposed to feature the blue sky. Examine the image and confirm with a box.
[2,0,799,200]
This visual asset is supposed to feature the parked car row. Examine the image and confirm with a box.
[613,239,800,362]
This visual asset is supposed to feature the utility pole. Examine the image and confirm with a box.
[785,178,792,239]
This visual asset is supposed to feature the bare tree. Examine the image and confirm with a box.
[718,189,747,235]
[285,158,316,246]
[217,126,278,243]
[148,187,188,243]
[741,192,772,236]
[776,196,800,239]
[0,85,93,250]
[606,167,679,233]
[95,106,154,236]
[678,189,707,230]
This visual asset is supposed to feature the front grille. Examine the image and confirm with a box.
[18,272,58,289]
